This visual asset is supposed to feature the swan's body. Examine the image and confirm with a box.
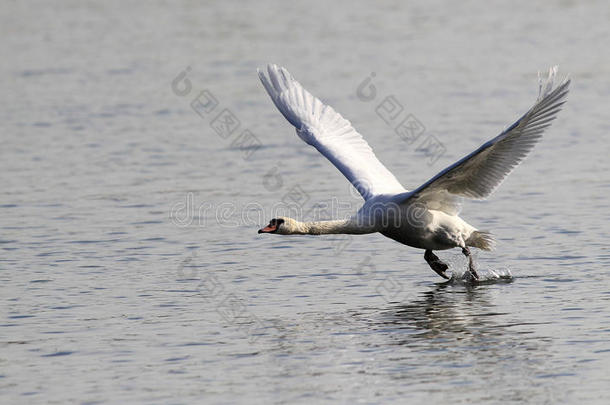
[257,64,570,279]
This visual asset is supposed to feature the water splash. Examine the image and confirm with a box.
[448,267,513,285]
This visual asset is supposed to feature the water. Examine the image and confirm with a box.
[2,1,610,403]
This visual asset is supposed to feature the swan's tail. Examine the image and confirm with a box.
[467,231,496,251]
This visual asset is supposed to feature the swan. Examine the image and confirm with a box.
[257,64,570,280]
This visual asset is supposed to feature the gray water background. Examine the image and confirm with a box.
[1,1,610,403]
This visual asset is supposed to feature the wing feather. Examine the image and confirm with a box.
[403,66,570,214]
[258,64,406,200]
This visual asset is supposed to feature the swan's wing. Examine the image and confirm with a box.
[258,64,406,200]
[402,66,570,214]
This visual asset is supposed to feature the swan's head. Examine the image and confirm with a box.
[258,217,298,235]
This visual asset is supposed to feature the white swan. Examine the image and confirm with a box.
[257,64,570,280]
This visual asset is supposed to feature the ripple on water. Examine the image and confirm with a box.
[41,351,74,357]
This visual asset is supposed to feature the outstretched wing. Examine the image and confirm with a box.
[258,64,406,200]
[402,66,570,214]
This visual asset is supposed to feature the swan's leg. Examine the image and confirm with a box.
[462,247,479,280]
[424,250,450,279]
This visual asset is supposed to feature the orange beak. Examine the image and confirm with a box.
[258,224,277,234]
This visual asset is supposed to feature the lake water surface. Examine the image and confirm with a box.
[2,1,610,403]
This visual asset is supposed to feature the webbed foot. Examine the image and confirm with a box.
[424,249,450,279]
[462,247,479,280]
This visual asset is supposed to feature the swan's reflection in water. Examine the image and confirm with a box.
[263,281,568,403]
[362,282,564,400]
[373,281,552,351]
[377,282,512,343]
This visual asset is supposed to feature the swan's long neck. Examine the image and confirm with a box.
[291,219,375,235]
